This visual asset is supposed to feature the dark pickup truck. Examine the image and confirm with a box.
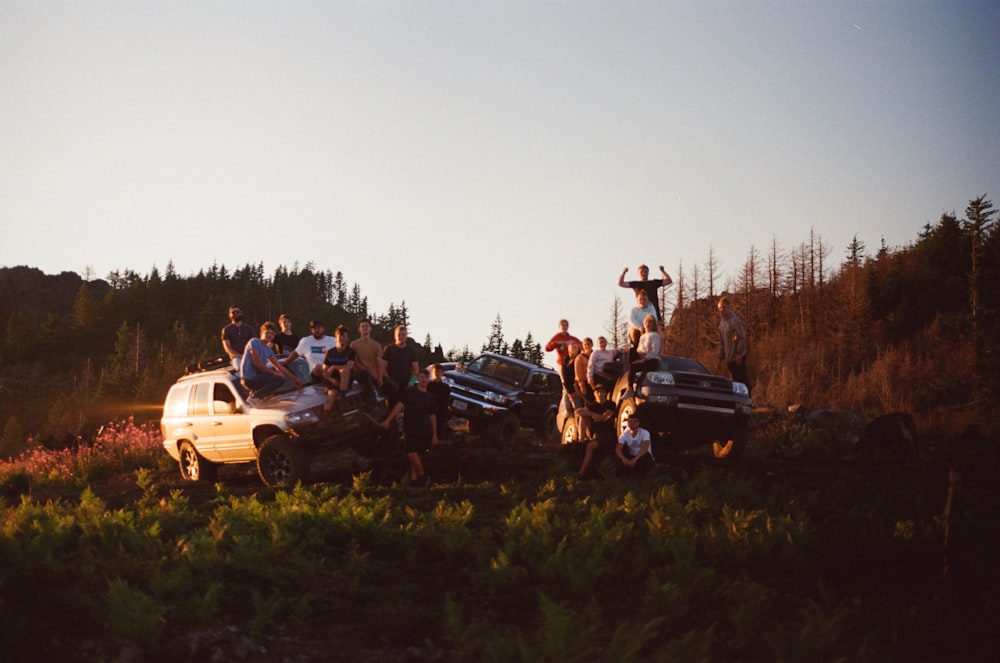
[443,353,562,443]
[608,354,752,459]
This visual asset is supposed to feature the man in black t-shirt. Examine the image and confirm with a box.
[577,385,618,478]
[618,264,673,320]
[321,325,356,414]
[382,325,419,404]
[377,369,438,486]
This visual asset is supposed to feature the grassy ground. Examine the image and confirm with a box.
[2,421,998,662]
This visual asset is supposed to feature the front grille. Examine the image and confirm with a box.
[673,372,731,395]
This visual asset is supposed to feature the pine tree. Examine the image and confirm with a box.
[483,313,505,354]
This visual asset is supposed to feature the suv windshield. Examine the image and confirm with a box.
[466,356,530,388]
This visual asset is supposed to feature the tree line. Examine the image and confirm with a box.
[0,261,544,456]
[1,195,996,456]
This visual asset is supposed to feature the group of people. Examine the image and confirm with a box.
[216,261,750,485]
[544,263,750,478]
[221,308,450,486]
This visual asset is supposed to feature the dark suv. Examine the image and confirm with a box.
[443,353,562,443]
[606,354,752,459]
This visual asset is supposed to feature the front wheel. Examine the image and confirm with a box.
[712,426,749,460]
[561,418,579,445]
[257,434,309,487]
[178,441,218,482]
[616,398,637,436]
[489,413,521,445]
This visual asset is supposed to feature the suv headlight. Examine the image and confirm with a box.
[646,371,676,386]
[732,382,749,397]
[484,391,511,405]
[285,411,319,426]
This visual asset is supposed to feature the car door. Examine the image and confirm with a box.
[521,371,558,424]
[206,380,257,461]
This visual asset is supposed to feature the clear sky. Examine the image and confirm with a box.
[2,1,998,356]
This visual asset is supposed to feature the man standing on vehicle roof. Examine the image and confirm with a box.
[619,264,673,320]
[717,296,751,396]
[222,305,255,371]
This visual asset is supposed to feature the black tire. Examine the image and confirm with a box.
[490,413,521,444]
[712,425,749,460]
[178,441,219,482]
[561,418,579,446]
[536,409,559,443]
[351,428,398,458]
[616,398,638,436]
[257,434,309,487]
[468,418,488,436]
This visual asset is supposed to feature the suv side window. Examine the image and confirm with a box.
[164,383,192,418]
[212,382,238,415]
[191,383,211,417]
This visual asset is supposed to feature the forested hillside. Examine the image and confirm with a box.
[0,262,438,457]
[1,196,996,456]
[662,195,998,432]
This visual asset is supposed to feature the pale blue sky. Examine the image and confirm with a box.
[2,1,998,355]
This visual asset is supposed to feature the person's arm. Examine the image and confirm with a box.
[248,342,270,373]
[659,265,673,287]
[574,357,587,392]
[545,334,560,352]
[637,431,651,458]
[733,319,748,362]
[615,440,631,466]
[618,267,629,288]
[379,401,404,427]
[222,330,239,360]
[430,413,438,444]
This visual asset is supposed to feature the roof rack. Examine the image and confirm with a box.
[185,355,234,375]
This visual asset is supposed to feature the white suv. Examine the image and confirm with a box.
[160,363,389,486]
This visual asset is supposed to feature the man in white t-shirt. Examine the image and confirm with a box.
[616,414,654,474]
[283,319,336,382]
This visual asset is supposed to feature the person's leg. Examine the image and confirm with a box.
[248,372,284,398]
[728,358,751,395]
[579,439,598,477]
[407,451,425,481]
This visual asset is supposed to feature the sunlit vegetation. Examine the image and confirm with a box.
[1,421,998,661]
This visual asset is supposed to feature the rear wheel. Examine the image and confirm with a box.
[536,409,558,443]
[178,441,218,482]
[257,434,309,487]
[712,426,749,460]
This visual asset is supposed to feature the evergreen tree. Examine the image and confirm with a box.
[483,313,506,354]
